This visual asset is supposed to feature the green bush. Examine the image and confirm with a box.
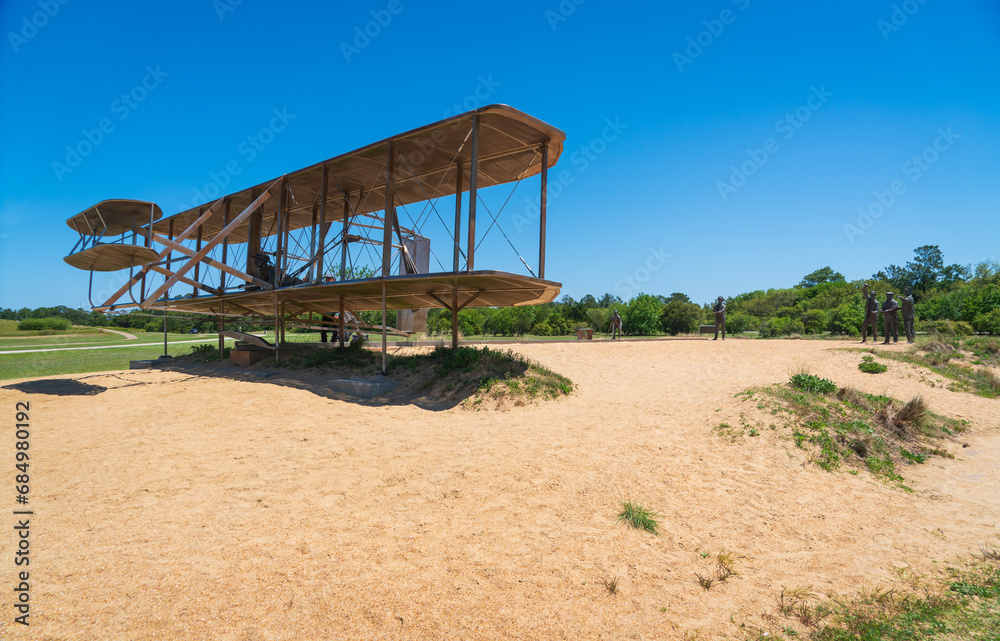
[623,293,663,336]
[660,299,702,335]
[759,317,804,338]
[724,311,753,335]
[790,373,837,394]
[828,302,863,336]
[585,308,611,333]
[17,319,45,331]
[530,321,552,336]
[925,320,974,336]
[18,317,71,331]
[858,356,888,374]
[801,309,829,334]
[547,314,573,335]
[972,309,1000,335]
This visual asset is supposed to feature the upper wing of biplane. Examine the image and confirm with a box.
[148,104,564,243]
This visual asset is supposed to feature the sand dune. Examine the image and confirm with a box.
[1,339,997,640]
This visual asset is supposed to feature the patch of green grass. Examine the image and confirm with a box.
[900,448,928,464]
[963,336,1000,366]
[617,500,660,536]
[734,375,962,486]
[949,581,1000,598]
[757,554,1000,640]
[869,343,1000,398]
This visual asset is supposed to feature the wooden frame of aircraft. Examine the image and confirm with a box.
[64,105,565,372]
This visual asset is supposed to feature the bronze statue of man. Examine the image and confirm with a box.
[860,284,880,343]
[901,286,916,343]
[252,252,276,284]
[609,310,622,340]
[712,296,726,341]
[879,291,900,344]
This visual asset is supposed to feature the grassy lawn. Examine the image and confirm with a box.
[0,332,141,349]
[0,334,229,381]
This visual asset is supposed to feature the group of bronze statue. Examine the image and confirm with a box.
[861,284,915,344]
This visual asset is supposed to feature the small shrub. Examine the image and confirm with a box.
[925,320,974,336]
[760,317,805,338]
[725,311,754,335]
[17,317,71,331]
[17,318,46,331]
[858,358,888,374]
[801,309,829,335]
[971,309,1000,335]
[790,373,837,394]
[188,343,228,362]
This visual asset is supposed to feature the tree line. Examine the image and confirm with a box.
[5,246,998,337]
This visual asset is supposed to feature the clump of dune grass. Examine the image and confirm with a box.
[877,395,928,439]
[618,501,659,536]
[732,376,965,486]
[695,550,740,591]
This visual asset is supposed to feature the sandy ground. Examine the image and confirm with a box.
[0,339,997,640]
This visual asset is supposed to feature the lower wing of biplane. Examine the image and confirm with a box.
[63,105,565,357]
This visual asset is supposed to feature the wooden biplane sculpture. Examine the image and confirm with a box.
[63,105,564,372]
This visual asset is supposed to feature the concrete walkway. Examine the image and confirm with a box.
[98,328,137,340]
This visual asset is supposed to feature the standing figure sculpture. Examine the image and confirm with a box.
[879,292,900,344]
[609,310,623,340]
[901,286,916,343]
[712,296,726,341]
[860,284,880,343]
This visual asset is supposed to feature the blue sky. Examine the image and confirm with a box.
[1,0,998,310]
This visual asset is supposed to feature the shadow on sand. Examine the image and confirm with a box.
[156,357,525,411]
[3,379,108,396]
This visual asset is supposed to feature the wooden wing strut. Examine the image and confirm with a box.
[142,183,277,306]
